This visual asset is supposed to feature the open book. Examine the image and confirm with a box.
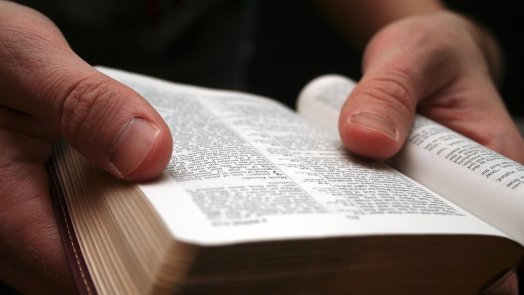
[49,67,524,294]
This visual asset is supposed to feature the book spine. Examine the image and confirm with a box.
[47,156,98,295]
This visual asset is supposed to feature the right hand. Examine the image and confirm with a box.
[338,12,524,163]
[0,1,173,293]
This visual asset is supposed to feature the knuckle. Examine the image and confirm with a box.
[360,70,416,115]
[55,77,122,145]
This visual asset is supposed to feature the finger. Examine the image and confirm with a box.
[419,77,524,164]
[45,67,173,181]
[338,18,456,159]
[0,3,172,181]
[0,106,57,141]
[338,56,431,159]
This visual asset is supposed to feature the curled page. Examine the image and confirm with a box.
[297,74,524,245]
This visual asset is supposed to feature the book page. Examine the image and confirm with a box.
[97,67,507,246]
[297,74,524,245]
[296,74,355,139]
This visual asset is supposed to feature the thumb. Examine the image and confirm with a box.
[338,68,418,160]
[0,3,172,180]
[338,20,451,159]
[45,66,174,181]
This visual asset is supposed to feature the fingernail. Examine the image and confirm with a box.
[349,112,398,140]
[109,118,160,177]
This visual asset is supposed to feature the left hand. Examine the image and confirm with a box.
[338,11,524,163]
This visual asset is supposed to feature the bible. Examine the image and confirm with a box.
[49,67,524,294]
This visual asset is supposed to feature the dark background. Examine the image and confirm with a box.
[1,1,523,294]
[2,3,339,294]
[249,1,524,117]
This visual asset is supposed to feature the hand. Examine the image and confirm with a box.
[0,2,172,293]
[339,11,524,163]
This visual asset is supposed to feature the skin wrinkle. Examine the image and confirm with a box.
[420,78,501,128]
[339,12,524,164]
[0,130,52,163]
[0,1,522,293]
[418,86,520,158]
[420,101,487,136]
[358,74,416,115]
[418,87,471,116]
[85,86,132,150]
[0,136,52,230]
[54,75,114,147]
[0,108,57,142]
[364,14,480,93]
